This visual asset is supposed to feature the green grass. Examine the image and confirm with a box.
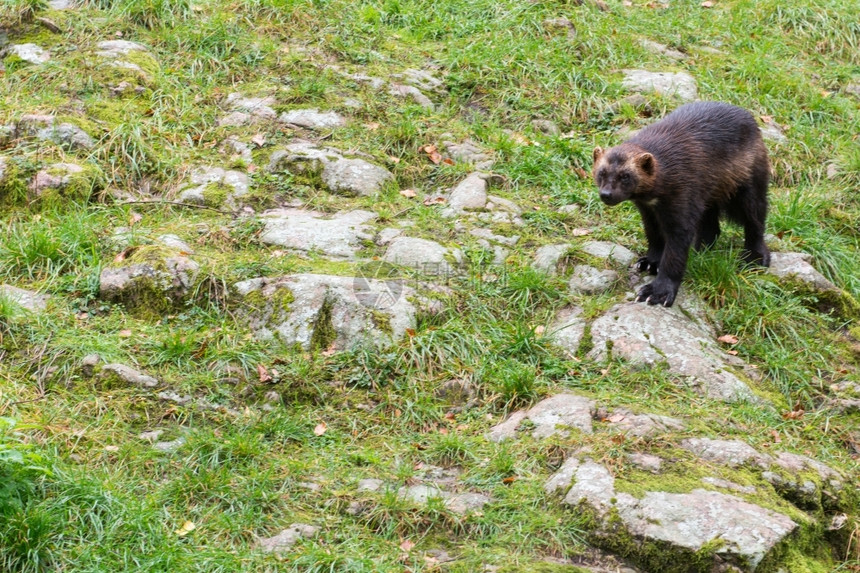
[1,0,859,570]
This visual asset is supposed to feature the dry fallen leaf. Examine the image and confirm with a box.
[423,196,447,206]
[502,476,517,484]
[129,212,143,226]
[574,167,589,179]
[314,422,327,436]
[701,0,714,6]
[251,133,266,147]
[421,144,442,164]
[105,445,119,452]
[257,364,273,383]
[365,122,381,130]
[571,228,592,237]
[175,521,196,537]
[534,325,546,335]
[399,539,415,552]
[400,188,417,198]
[118,329,132,337]
[717,334,739,345]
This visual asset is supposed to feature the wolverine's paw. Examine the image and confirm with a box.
[635,257,659,275]
[636,280,678,307]
[741,247,771,268]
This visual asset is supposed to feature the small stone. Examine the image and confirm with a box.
[549,306,586,355]
[320,158,394,197]
[157,234,194,253]
[225,93,277,120]
[568,265,618,295]
[558,204,580,215]
[533,243,572,274]
[138,429,164,442]
[543,17,576,39]
[79,353,101,378]
[0,285,50,312]
[445,492,491,515]
[153,437,186,452]
[442,139,493,167]
[627,452,663,473]
[435,378,476,405]
[622,70,698,102]
[826,163,840,179]
[760,122,787,143]
[157,391,192,405]
[640,39,686,61]
[443,172,488,217]
[279,109,345,129]
[545,457,581,494]
[531,119,560,135]
[486,393,594,443]
[357,478,384,493]
[383,236,462,273]
[96,40,150,58]
[581,241,637,266]
[178,167,249,210]
[258,523,320,554]
[375,228,402,246]
[99,364,159,388]
[388,84,434,109]
[393,68,446,93]
[8,43,50,65]
[767,252,838,292]
[398,484,447,504]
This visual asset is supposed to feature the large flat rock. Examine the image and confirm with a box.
[586,299,758,403]
[235,273,432,351]
[259,209,376,259]
[486,393,594,442]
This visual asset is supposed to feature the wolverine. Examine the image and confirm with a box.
[592,101,771,307]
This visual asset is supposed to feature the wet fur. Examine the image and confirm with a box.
[592,101,771,307]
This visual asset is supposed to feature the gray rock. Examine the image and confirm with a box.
[680,438,773,469]
[357,478,384,493]
[563,461,797,570]
[398,484,446,504]
[767,252,837,292]
[217,111,253,127]
[640,39,686,61]
[95,40,150,58]
[443,172,488,217]
[0,285,49,312]
[534,243,572,274]
[99,252,200,314]
[222,136,253,164]
[79,354,101,378]
[383,236,462,273]
[545,457,581,494]
[138,429,164,442]
[621,70,698,102]
[531,119,561,135]
[153,436,186,452]
[388,84,434,110]
[569,265,618,295]
[345,72,386,90]
[225,93,277,120]
[236,273,432,351]
[845,83,860,99]
[258,524,320,554]
[485,195,521,214]
[443,139,493,167]
[99,363,159,388]
[435,378,476,406]
[17,116,94,151]
[178,167,249,210]
[156,234,194,253]
[549,306,586,356]
[558,204,580,215]
[279,109,345,130]
[760,123,787,143]
[486,393,594,443]
[543,17,576,39]
[627,453,663,473]
[392,68,446,93]
[48,0,73,8]
[266,141,343,174]
[320,158,394,196]
[259,208,376,259]
[29,163,87,196]
[603,408,684,437]
[587,300,759,402]
[445,492,491,515]
[581,240,636,266]
[375,228,402,246]
[8,43,50,65]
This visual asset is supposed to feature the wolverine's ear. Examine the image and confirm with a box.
[638,153,655,176]
[592,147,604,163]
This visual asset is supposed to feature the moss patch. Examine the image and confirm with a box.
[310,296,336,352]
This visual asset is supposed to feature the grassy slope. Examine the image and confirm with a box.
[1,0,859,571]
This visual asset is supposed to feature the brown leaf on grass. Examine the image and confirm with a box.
[770,430,781,443]
[129,212,143,226]
[365,122,381,130]
[388,155,401,164]
[257,364,272,383]
[421,144,442,164]
[573,167,589,179]
[251,133,266,147]
[314,422,327,436]
[571,228,592,237]
[701,0,714,6]
[118,329,132,337]
[442,158,455,165]
[400,188,417,198]
[423,196,447,206]
[399,539,415,552]
[175,521,196,537]
[717,334,739,344]
[405,328,416,337]
[502,476,517,484]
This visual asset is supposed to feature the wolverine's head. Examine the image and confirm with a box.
[592,144,656,206]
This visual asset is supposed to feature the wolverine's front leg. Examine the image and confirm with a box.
[635,204,664,274]
[636,230,692,307]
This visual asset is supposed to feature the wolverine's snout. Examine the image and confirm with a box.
[599,189,620,205]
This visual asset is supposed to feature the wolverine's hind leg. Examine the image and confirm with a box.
[695,206,721,251]
[728,162,770,266]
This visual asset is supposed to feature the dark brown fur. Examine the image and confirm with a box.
[592,101,770,307]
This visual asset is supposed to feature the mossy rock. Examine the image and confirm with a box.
[29,162,103,209]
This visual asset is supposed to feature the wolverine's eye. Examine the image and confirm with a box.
[619,173,631,182]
